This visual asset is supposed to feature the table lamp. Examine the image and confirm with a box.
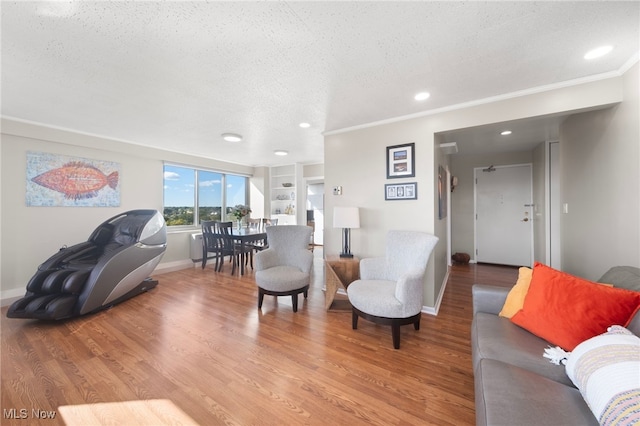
[333,207,360,258]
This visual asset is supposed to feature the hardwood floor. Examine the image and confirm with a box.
[1,253,518,425]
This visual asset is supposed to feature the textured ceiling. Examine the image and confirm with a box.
[2,1,638,166]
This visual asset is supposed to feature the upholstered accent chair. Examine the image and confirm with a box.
[255,225,313,312]
[347,231,439,349]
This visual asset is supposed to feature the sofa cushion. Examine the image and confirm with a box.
[472,312,574,387]
[598,266,640,291]
[475,359,598,426]
[510,263,640,351]
[566,326,640,426]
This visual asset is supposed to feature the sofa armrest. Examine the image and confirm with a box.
[472,284,510,315]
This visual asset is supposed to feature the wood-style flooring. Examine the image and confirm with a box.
[1,251,518,426]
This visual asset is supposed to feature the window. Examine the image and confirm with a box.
[225,174,247,218]
[163,164,248,227]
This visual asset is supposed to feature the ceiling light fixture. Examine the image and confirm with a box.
[299,122,311,128]
[274,150,288,156]
[221,133,243,142]
[584,45,613,60]
[500,130,512,136]
[414,92,430,101]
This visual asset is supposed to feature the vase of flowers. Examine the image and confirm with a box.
[230,204,252,231]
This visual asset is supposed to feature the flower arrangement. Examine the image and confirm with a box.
[230,204,252,221]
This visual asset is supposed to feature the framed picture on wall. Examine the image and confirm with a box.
[386,142,415,179]
[385,182,417,200]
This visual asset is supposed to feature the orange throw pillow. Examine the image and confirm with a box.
[510,262,640,351]
[499,267,533,318]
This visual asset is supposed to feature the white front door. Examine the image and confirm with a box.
[475,164,533,267]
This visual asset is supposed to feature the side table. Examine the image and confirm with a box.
[324,255,360,311]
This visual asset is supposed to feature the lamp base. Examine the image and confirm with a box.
[339,253,354,258]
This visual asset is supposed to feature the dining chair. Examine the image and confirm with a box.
[248,218,273,252]
[247,218,262,231]
[202,221,237,272]
[201,221,220,270]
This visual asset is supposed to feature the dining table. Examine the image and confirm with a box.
[232,227,267,275]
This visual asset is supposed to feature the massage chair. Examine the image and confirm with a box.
[7,209,167,320]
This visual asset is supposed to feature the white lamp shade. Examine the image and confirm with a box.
[333,207,360,229]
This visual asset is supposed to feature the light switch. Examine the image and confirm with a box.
[562,203,569,214]
[333,186,342,195]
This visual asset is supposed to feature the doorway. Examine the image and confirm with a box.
[306,182,324,246]
[474,163,534,267]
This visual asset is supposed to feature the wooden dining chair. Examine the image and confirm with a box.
[201,221,234,272]
[201,221,220,270]
[218,221,254,274]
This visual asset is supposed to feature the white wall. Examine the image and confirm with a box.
[560,62,640,279]
[532,142,547,263]
[250,166,267,218]
[325,118,439,305]
[325,73,627,309]
[0,119,254,303]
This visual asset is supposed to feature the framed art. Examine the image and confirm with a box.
[386,142,415,179]
[385,182,417,200]
[26,151,121,207]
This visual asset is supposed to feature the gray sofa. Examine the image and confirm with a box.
[471,266,640,426]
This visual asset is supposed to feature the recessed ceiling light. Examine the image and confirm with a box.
[584,45,613,60]
[221,133,243,142]
[299,122,311,128]
[274,150,288,156]
[414,92,430,101]
[500,130,512,136]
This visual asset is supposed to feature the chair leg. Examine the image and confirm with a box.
[291,294,298,312]
[303,288,308,299]
[352,309,359,329]
[391,322,401,349]
[414,317,420,331]
[202,248,207,269]
[258,289,264,309]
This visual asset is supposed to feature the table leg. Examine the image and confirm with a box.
[240,240,245,275]
[324,263,340,309]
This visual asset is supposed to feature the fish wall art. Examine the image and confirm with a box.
[26,151,121,207]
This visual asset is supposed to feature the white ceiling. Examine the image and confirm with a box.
[2,1,638,166]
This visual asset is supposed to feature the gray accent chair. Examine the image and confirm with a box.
[347,231,439,349]
[255,225,313,312]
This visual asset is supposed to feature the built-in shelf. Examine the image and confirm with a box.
[270,165,297,223]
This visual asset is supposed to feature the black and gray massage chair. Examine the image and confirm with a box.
[7,209,167,320]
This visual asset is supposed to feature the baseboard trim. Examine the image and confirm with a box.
[1,289,26,307]
[421,268,450,317]
[153,259,195,275]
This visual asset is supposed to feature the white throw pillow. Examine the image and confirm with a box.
[565,325,640,426]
